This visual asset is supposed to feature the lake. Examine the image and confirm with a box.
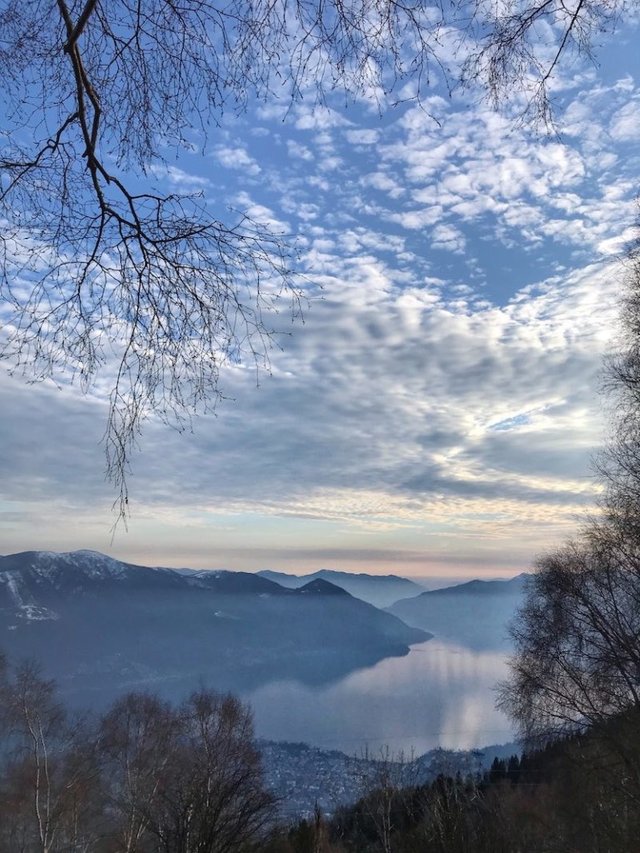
[244,639,513,756]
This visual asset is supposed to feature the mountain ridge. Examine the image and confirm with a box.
[387,573,531,650]
[258,568,425,608]
[0,550,429,705]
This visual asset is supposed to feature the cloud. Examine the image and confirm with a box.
[345,129,380,145]
[287,140,314,161]
[2,40,638,575]
[293,104,353,131]
[431,223,466,253]
[367,80,639,264]
[214,145,262,176]
[609,99,640,141]
[0,250,620,572]
[147,164,211,192]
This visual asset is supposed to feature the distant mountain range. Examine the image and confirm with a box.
[258,569,425,608]
[387,574,531,650]
[0,550,428,706]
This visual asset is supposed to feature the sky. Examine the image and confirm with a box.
[1,15,640,579]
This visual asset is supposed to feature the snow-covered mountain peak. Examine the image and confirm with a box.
[14,549,131,583]
[61,550,129,579]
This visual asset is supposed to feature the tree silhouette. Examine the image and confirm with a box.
[500,245,640,807]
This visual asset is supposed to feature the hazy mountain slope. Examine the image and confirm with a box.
[258,569,425,608]
[387,575,530,650]
[0,550,428,706]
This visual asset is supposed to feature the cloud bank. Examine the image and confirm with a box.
[1,33,638,577]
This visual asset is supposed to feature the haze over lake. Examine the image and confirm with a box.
[245,639,512,755]
[0,551,518,758]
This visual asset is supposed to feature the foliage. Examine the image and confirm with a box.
[3,649,640,851]
[267,724,640,852]
[0,656,275,852]
[497,248,640,810]
[436,234,636,853]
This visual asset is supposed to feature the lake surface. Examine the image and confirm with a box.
[243,639,513,756]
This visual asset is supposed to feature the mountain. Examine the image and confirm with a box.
[258,569,425,608]
[0,550,428,706]
[386,574,530,650]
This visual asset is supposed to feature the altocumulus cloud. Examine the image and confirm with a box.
[1,34,638,573]
[0,253,619,570]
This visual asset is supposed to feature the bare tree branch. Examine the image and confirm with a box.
[0,0,633,517]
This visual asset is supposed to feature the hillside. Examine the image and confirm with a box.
[268,720,640,852]
[0,550,428,705]
[387,574,530,650]
[258,569,425,608]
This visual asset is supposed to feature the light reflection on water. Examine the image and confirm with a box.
[244,640,513,755]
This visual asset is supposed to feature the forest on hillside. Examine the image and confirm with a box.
[268,719,640,852]
[1,653,639,853]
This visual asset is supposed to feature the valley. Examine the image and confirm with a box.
[0,550,428,706]
[0,549,524,757]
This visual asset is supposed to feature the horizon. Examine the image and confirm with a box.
[0,546,522,585]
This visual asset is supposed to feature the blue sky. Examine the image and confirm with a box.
[1,19,640,578]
